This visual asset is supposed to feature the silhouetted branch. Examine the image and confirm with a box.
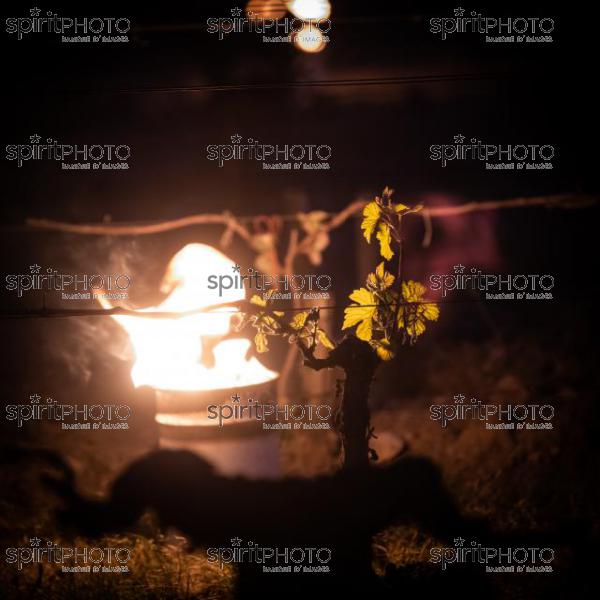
[25,194,597,236]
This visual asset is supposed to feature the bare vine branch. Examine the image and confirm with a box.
[25,194,596,237]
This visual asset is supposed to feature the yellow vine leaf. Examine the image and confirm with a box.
[376,223,393,260]
[377,262,395,289]
[349,287,376,304]
[254,332,268,353]
[342,287,376,341]
[342,303,375,329]
[421,303,440,321]
[374,339,394,361]
[290,311,309,330]
[396,280,440,338]
[261,315,281,331]
[250,294,266,307]
[367,261,395,291]
[402,280,427,302]
[361,201,381,243]
[355,317,373,341]
[317,328,335,349]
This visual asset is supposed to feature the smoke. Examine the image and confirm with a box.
[41,236,147,384]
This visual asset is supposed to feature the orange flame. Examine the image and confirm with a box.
[104,243,278,392]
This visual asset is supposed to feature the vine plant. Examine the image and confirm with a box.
[235,188,440,470]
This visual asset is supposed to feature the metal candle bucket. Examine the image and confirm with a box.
[154,379,279,479]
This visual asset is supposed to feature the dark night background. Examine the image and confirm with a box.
[0,1,598,599]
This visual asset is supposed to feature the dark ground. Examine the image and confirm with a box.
[0,324,597,598]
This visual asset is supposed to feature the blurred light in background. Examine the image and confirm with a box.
[294,23,328,53]
[245,0,331,53]
[287,0,332,20]
[246,0,288,20]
